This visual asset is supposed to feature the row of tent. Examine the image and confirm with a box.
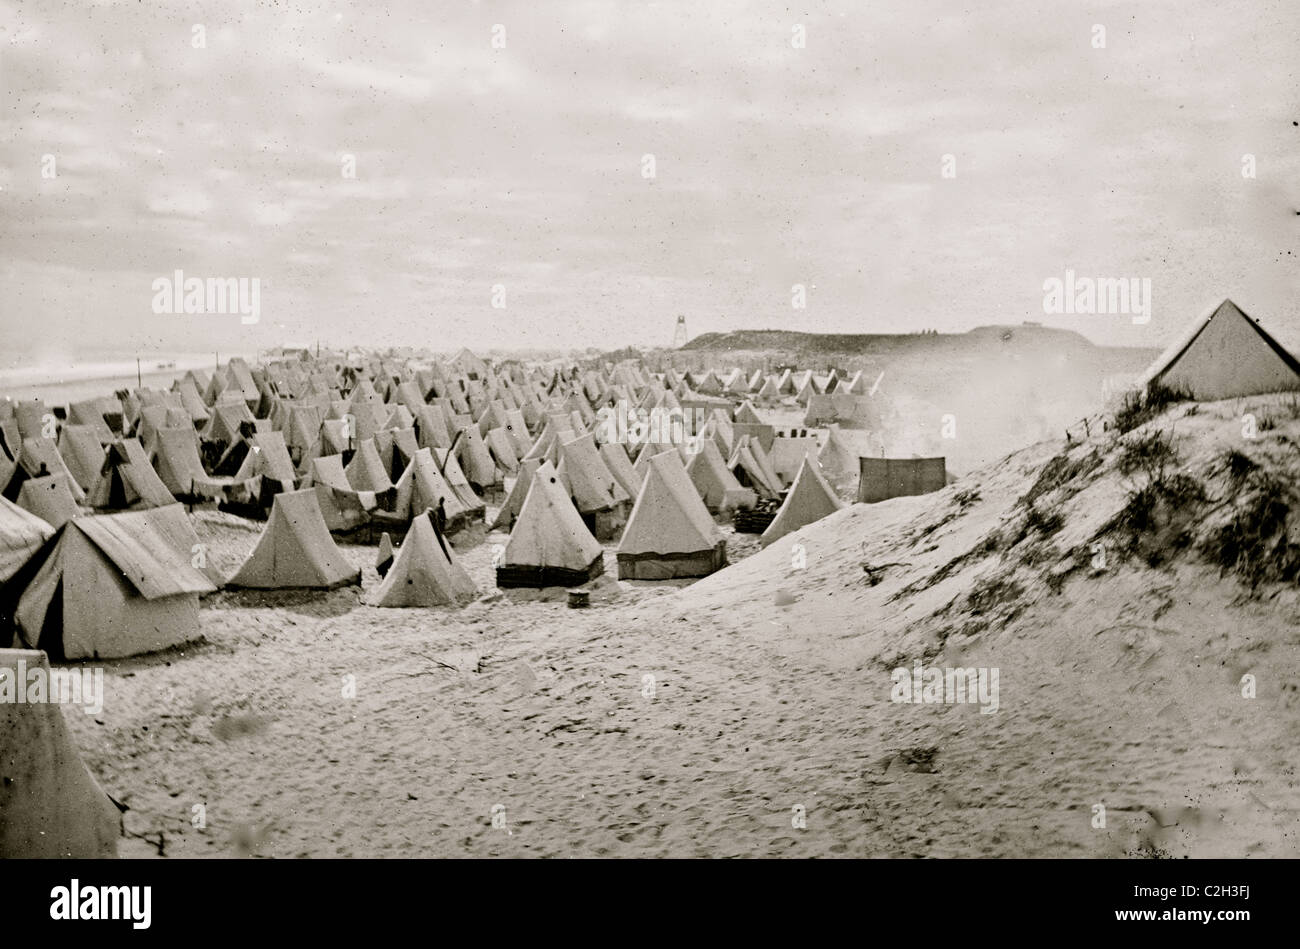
[0,347,880,660]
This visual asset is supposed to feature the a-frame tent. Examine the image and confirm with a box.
[760,457,845,547]
[88,438,175,511]
[13,507,217,659]
[366,512,477,607]
[685,438,755,512]
[1137,298,1300,401]
[227,489,361,589]
[57,425,108,493]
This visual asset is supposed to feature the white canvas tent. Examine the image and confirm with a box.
[685,438,755,513]
[366,513,477,607]
[16,474,79,529]
[496,461,604,588]
[1137,298,1300,401]
[0,649,122,857]
[617,451,726,580]
[490,457,541,532]
[14,507,217,659]
[0,495,54,583]
[227,489,361,589]
[760,457,845,547]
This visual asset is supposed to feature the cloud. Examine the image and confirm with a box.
[0,0,1296,356]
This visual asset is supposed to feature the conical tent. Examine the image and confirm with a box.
[497,461,604,588]
[392,447,471,530]
[794,374,820,406]
[12,399,49,440]
[0,649,122,857]
[617,451,726,580]
[455,424,500,488]
[345,438,394,493]
[17,474,79,528]
[728,436,782,499]
[490,457,540,532]
[598,441,642,503]
[485,426,520,474]
[227,489,361,589]
[415,404,453,450]
[367,513,478,607]
[372,427,419,482]
[817,427,856,477]
[174,379,211,425]
[685,438,755,512]
[816,426,861,497]
[1137,298,1300,400]
[502,409,532,456]
[438,448,486,522]
[201,402,254,445]
[150,427,227,500]
[760,457,845,547]
[558,432,629,513]
[747,437,785,490]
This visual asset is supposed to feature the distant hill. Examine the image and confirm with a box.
[675,325,1162,475]
[682,325,1151,359]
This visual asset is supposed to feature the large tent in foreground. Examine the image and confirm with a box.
[227,489,361,590]
[366,513,477,607]
[0,649,122,857]
[617,451,726,580]
[760,457,845,547]
[496,461,604,588]
[13,506,217,659]
[1137,298,1300,401]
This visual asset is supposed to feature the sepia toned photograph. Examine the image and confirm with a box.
[0,0,1294,914]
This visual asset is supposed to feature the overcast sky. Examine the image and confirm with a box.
[1,0,1297,363]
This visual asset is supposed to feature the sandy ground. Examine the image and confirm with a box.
[56,395,1300,858]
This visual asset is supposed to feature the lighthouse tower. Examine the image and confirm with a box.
[673,315,687,348]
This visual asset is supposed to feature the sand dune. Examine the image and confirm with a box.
[55,394,1300,858]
